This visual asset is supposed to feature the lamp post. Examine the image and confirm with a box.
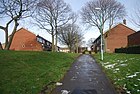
[95,7,104,60]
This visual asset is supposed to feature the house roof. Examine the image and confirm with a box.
[17,27,36,35]
[92,23,136,44]
[128,30,140,37]
[36,35,61,48]
[9,27,36,37]
[92,35,101,44]
[9,27,55,46]
[36,35,52,44]
[104,23,136,35]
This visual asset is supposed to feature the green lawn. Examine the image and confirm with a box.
[0,50,79,94]
[94,53,140,94]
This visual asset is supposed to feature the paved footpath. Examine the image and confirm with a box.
[51,54,117,94]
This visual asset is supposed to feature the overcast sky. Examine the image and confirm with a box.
[0,0,140,46]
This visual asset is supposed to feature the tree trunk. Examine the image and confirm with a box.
[0,42,3,50]
[76,34,78,53]
[52,34,55,52]
[5,33,15,50]
[4,28,8,50]
[55,31,58,52]
[4,20,19,50]
[68,45,72,53]
[55,20,58,52]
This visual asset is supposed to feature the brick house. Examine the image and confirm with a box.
[128,31,140,46]
[78,47,88,53]
[91,23,136,53]
[10,28,53,51]
[91,36,100,53]
[60,48,70,53]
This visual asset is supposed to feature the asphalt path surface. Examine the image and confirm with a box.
[51,54,117,94]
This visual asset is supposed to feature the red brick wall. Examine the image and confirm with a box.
[10,28,43,51]
[105,24,135,53]
[128,31,140,46]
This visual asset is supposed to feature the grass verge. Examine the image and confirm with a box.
[94,53,140,94]
[0,50,79,94]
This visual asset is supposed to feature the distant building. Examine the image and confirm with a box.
[128,31,140,46]
[60,47,87,53]
[91,23,136,53]
[91,36,100,53]
[60,48,70,53]
[10,28,58,51]
[78,47,88,53]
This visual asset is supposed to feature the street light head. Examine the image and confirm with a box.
[95,8,101,10]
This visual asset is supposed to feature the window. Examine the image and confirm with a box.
[37,37,42,43]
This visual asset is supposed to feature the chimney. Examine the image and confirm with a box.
[123,19,126,25]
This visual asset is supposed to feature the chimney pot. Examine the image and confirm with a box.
[123,19,126,25]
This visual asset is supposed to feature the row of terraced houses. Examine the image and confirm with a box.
[1,20,140,53]
[4,28,59,51]
[2,28,85,53]
[91,21,140,53]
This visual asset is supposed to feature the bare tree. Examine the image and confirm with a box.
[81,0,126,56]
[58,24,83,53]
[33,0,72,52]
[107,0,126,29]
[0,42,3,50]
[0,0,36,50]
[131,8,140,27]
[81,0,126,33]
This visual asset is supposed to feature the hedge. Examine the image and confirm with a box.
[115,45,140,54]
